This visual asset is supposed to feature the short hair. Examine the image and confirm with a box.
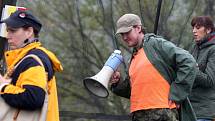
[133,25,146,34]
[191,16,215,33]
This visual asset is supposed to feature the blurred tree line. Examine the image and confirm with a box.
[14,0,215,121]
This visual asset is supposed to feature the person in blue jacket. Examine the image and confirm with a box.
[0,10,63,121]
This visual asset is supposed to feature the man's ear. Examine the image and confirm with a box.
[136,25,142,33]
[206,28,212,34]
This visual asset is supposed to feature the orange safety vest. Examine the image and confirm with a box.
[129,48,176,113]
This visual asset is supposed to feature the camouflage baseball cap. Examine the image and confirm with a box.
[116,14,142,34]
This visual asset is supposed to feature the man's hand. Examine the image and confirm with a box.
[169,100,180,109]
[110,71,121,85]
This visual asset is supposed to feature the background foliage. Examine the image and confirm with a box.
[15,0,215,120]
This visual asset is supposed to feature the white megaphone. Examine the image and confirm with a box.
[83,50,123,98]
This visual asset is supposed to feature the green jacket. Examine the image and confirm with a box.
[111,33,197,121]
[189,32,215,119]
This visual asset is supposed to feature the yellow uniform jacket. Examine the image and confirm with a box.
[1,42,63,121]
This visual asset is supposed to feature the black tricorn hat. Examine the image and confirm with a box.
[1,10,42,32]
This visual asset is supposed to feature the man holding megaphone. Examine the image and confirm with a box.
[110,14,198,121]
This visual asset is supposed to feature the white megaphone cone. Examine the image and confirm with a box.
[83,50,123,98]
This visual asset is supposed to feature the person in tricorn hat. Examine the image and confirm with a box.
[110,13,197,121]
[0,10,63,121]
